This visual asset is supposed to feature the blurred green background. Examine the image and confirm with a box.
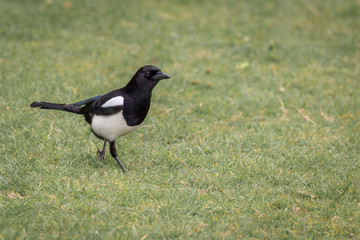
[0,0,359,239]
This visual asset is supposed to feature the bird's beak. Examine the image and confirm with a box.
[152,72,170,80]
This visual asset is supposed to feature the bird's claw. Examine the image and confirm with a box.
[97,149,105,161]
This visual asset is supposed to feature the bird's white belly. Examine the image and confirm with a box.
[91,111,139,141]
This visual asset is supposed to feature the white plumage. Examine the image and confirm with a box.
[91,96,138,141]
[91,112,139,141]
[101,96,124,107]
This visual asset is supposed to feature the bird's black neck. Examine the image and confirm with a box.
[125,76,158,95]
[122,80,155,126]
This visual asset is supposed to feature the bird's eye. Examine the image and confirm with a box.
[145,71,150,77]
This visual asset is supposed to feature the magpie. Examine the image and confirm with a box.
[30,65,170,173]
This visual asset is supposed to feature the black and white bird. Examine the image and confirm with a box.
[30,65,170,173]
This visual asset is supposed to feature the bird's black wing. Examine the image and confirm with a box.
[80,90,124,116]
[73,95,103,107]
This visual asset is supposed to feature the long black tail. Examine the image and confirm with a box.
[30,101,83,114]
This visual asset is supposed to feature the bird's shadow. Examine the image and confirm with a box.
[83,152,109,168]
[83,152,132,173]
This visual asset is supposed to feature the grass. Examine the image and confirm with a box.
[0,0,359,239]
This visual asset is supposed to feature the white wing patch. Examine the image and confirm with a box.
[101,96,124,108]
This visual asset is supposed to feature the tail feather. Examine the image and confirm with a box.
[30,101,82,114]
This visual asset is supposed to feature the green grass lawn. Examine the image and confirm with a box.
[1,0,359,239]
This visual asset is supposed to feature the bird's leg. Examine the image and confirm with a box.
[109,141,126,173]
[97,140,107,161]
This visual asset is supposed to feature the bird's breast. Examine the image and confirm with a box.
[90,111,139,141]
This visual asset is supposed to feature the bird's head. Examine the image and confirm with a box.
[128,65,170,91]
[138,65,170,81]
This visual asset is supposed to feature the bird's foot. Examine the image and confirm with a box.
[115,156,126,173]
[97,149,106,161]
